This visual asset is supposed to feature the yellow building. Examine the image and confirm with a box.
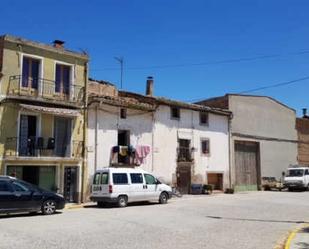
[0,35,88,203]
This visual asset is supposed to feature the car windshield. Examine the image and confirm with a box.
[286,169,304,177]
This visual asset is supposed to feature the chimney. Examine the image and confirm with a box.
[146,76,154,96]
[53,40,65,49]
[303,108,307,117]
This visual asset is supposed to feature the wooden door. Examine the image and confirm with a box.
[177,166,191,194]
[235,141,260,188]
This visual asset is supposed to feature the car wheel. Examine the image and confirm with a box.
[117,196,128,208]
[288,187,293,192]
[42,200,57,215]
[159,192,168,204]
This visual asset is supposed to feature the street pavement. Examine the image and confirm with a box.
[1,191,309,249]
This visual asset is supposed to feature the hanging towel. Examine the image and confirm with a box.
[135,145,151,165]
[119,146,128,156]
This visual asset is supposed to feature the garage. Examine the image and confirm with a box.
[234,141,261,191]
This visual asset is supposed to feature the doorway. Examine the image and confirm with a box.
[207,173,223,190]
[64,166,78,203]
[54,117,72,157]
[234,141,260,191]
[19,115,37,156]
[176,166,191,194]
[118,130,130,164]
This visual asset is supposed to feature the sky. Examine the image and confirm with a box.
[1,0,308,115]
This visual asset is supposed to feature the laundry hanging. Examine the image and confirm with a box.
[135,145,151,165]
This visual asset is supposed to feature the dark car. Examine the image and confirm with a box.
[0,176,65,215]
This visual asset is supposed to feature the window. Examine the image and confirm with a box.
[120,108,127,119]
[305,169,309,175]
[200,112,209,126]
[55,64,71,95]
[130,173,143,184]
[0,181,12,192]
[12,181,29,192]
[144,174,156,185]
[22,56,40,89]
[171,107,180,119]
[178,139,191,162]
[112,173,128,185]
[201,139,210,155]
[94,173,109,185]
[101,173,109,184]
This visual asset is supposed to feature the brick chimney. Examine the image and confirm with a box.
[53,40,65,49]
[303,108,308,118]
[146,76,154,96]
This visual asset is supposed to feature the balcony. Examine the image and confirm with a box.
[4,137,83,159]
[7,75,85,106]
[177,147,193,162]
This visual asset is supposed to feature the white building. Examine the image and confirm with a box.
[87,77,231,194]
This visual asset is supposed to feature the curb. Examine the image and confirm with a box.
[274,224,309,249]
[284,224,309,249]
[64,202,95,210]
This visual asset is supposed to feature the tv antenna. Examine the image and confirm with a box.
[114,56,124,89]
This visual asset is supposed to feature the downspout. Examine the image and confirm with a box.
[228,114,233,189]
[151,105,159,172]
[95,104,98,172]
[81,61,89,203]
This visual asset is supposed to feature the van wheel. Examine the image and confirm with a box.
[117,196,128,208]
[159,192,168,204]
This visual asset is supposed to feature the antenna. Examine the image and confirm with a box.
[114,56,124,89]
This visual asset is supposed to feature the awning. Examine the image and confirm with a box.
[20,104,81,117]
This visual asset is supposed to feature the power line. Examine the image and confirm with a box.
[238,75,309,94]
[185,75,309,103]
[90,49,309,71]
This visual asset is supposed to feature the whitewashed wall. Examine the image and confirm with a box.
[152,106,230,187]
[88,103,230,188]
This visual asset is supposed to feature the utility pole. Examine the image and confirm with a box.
[114,56,124,89]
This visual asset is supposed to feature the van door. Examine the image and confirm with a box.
[304,169,309,187]
[143,174,160,201]
[129,173,145,201]
[92,172,109,197]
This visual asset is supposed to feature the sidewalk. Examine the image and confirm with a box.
[286,225,309,249]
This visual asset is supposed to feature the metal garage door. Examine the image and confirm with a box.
[234,141,260,191]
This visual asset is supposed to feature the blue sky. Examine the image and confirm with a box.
[1,0,308,115]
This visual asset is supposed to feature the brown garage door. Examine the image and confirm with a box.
[234,141,260,191]
[207,173,223,190]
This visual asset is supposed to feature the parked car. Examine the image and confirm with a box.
[90,167,173,207]
[284,167,309,191]
[0,176,65,215]
[261,177,285,191]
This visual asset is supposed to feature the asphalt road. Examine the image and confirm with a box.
[1,191,309,249]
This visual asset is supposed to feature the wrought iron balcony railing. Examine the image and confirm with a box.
[4,137,84,159]
[177,147,193,162]
[7,75,85,104]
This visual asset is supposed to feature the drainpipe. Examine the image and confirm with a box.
[228,114,233,189]
[94,104,98,172]
[81,61,89,203]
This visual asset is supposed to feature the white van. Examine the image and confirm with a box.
[284,166,309,191]
[90,168,173,207]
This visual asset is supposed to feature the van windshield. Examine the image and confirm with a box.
[286,169,304,177]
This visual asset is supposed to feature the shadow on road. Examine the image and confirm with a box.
[84,201,158,209]
[0,211,62,219]
[205,215,309,224]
